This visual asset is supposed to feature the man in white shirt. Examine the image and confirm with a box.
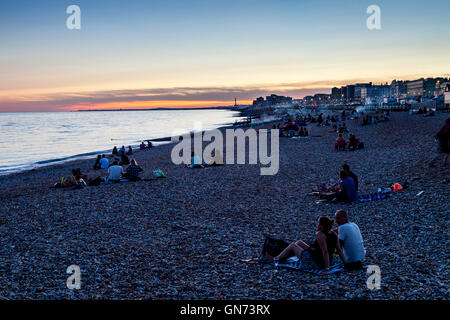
[106,161,123,182]
[99,155,109,169]
[335,209,366,270]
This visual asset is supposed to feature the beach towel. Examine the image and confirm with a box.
[316,192,389,204]
[261,256,345,275]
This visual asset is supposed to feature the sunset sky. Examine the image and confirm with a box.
[0,0,449,111]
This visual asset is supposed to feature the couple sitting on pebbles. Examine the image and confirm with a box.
[334,133,364,151]
[313,164,358,203]
[186,151,224,168]
[104,159,143,182]
[265,210,366,274]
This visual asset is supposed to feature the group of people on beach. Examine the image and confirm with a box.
[265,209,365,274]
[53,154,145,189]
[334,133,364,151]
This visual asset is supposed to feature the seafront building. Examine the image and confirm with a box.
[245,76,449,111]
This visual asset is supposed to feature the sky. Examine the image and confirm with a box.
[0,0,449,111]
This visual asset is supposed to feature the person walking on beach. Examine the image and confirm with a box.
[334,210,366,270]
[430,118,450,167]
[267,216,345,274]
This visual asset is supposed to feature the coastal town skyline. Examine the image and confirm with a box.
[1,0,449,111]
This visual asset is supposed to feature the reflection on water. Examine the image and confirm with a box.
[0,109,242,174]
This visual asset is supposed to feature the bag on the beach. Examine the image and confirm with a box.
[260,235,290,259]
[88,176,103,186]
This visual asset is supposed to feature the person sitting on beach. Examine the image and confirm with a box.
[348,134,362,151]
[189,152,203,168]
[304,127,309,136]
[112,146,119,156]
[430,117,450,167]
[119,145,126,156]
[342,163,358,191]
[126,146,133,155]
[146,140,153,148]
[334,210,366,270]
[93,155,102,170]
[105,161,123,182]
[99,155,109,169]
[140,142,146,150]
[120,153,130,166]
[335,170,358,202]
[334,133,346,151]
[123,159,143,181]
[266,216,345,273]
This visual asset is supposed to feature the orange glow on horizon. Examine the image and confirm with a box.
[68,100,254,111]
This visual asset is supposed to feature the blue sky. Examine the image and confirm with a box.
[0,0,449,111]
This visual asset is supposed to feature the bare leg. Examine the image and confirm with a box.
[275,240,310,261]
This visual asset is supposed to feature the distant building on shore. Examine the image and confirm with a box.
[251,94,292,108]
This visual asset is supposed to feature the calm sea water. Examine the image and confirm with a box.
[0,109,243,174]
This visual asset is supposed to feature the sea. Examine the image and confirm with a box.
[0,109,243,175]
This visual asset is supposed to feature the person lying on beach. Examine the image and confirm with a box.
[334,210,366,270]
[51,168,88,188]
[93,155,102,170]
[105,161,123,182]
[334,133,346,151]
[99,154,109,169]
[123,159,143,181]
[265,216,345,274]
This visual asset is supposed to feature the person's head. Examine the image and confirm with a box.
[342,163,350,171]
[96,155,101,160]
[340,170,348,180]
[317,216,334,233]
[131,159,137,166]
[335,209,349,226]
[338,133,343,138]
[113,160,119,165]
[102,154,106,158]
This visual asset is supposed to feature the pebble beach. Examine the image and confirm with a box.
[0,111,449,300]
